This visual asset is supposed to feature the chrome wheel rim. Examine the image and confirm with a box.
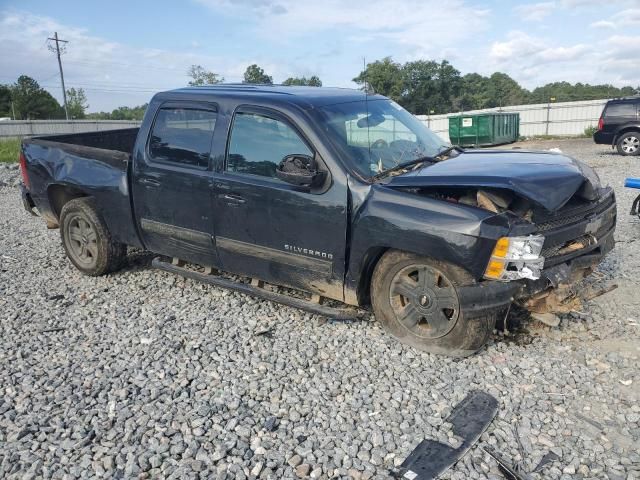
[65,215,98,267]
[389,264,460,339]
[622,136,639,154]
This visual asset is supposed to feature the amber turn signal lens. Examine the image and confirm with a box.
[484,259,505,279]
[492,237,510,258]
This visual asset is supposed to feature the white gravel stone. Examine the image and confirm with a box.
[1,139,638,479]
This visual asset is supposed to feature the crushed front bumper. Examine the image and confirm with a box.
[458,228,614,319]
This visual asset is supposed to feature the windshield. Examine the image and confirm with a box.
[318,99,450,178]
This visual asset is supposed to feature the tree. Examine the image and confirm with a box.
[110,104,148,120]
[0,85,12,117]
[401,60,462,114]
[485,72,529,108]
[457,73,491,111]
[529,82,637,103]
[66,87,89,119]
[353,57,404,102]
[86,103,148,120]
[243,64,273,84]
[282,75,322,87]
[10,75,63,120]
[187,65,224,86]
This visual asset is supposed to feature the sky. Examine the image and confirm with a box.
[1,0,639,112]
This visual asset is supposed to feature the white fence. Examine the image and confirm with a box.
[0,120,141,138]
[417,99,608,143]
[0,98,609,143]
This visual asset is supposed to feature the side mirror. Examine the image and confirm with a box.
[275,154,327,189]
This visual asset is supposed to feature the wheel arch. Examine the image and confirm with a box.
[614,125,640,144]
[352,246,476,307]
[353,246,388,306]
[47,183,91,223]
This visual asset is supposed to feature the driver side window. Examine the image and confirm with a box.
[226,111,313,179]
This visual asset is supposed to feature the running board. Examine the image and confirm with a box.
[152,257,363,320]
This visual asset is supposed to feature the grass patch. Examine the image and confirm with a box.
[0,138,21,163]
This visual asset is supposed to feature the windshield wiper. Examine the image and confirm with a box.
[435,145,464,159]
[372,146,464,181]
[372,156,435,180]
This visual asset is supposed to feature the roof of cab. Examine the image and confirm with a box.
[162,84,384,109]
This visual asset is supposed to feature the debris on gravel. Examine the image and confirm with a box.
[1,139,639,479]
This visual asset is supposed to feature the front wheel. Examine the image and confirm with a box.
[616,132,640,156]
[371,250,497,357]
[60,198,126,276]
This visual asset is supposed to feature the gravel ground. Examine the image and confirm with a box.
[1,138,639,479]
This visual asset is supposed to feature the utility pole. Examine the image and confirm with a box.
[47,32,69,120]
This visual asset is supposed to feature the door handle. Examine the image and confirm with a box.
[222,193,246,204]
[140,178,161,187]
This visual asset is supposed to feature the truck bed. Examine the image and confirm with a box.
[37,128,140,153]
[21,128,143,248]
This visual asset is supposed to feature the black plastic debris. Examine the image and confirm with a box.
[254,327,273,338]
[395,390,498,480]
[482,446,529,480]
[39,327,66,333]
[533,451,560,473]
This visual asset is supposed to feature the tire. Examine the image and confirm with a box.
[371,250,497,357]
[616,132,640,156]
[59,198,126,276]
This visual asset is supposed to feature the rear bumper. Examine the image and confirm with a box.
[593,130,614,145]
[20,184,38,216]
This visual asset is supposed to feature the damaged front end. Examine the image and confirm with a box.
[385,150,617,317]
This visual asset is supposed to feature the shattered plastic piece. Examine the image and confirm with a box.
[481,189,512,209]
[619,379,633,386]
[557,239,587,255]
[533,451,560,473]
[395,391,498,480]
[508,236,545,260]
[583,283,618,301]
[477,191,499,213]
[530,312,560,327]
[482,447,529,480]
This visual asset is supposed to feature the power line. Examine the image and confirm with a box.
[64,58,188,73]
[47,32,69,120]
[0,74,174,92]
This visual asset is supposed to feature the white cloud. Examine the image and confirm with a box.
[487,30,640,89]
[196,0,490,55]
[514,2,556,21]
[0,10,294,111]
[591,8,640,28]
[590,20,616,28]
[490,31,588,66]
[489,31,544,62]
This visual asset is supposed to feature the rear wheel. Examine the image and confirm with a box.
[616,132,640,156]
[60,198,126,276]
[371,250,497,357]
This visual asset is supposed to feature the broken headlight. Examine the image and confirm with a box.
[484,235,545,281]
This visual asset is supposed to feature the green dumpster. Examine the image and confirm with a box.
[448,112,520,147]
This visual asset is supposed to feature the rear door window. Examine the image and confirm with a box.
[149,107,217,168]
[604,103,637,118]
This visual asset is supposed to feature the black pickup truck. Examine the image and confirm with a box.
[19,85,616,356]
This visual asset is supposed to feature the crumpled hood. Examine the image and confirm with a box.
[384,149,600,211]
